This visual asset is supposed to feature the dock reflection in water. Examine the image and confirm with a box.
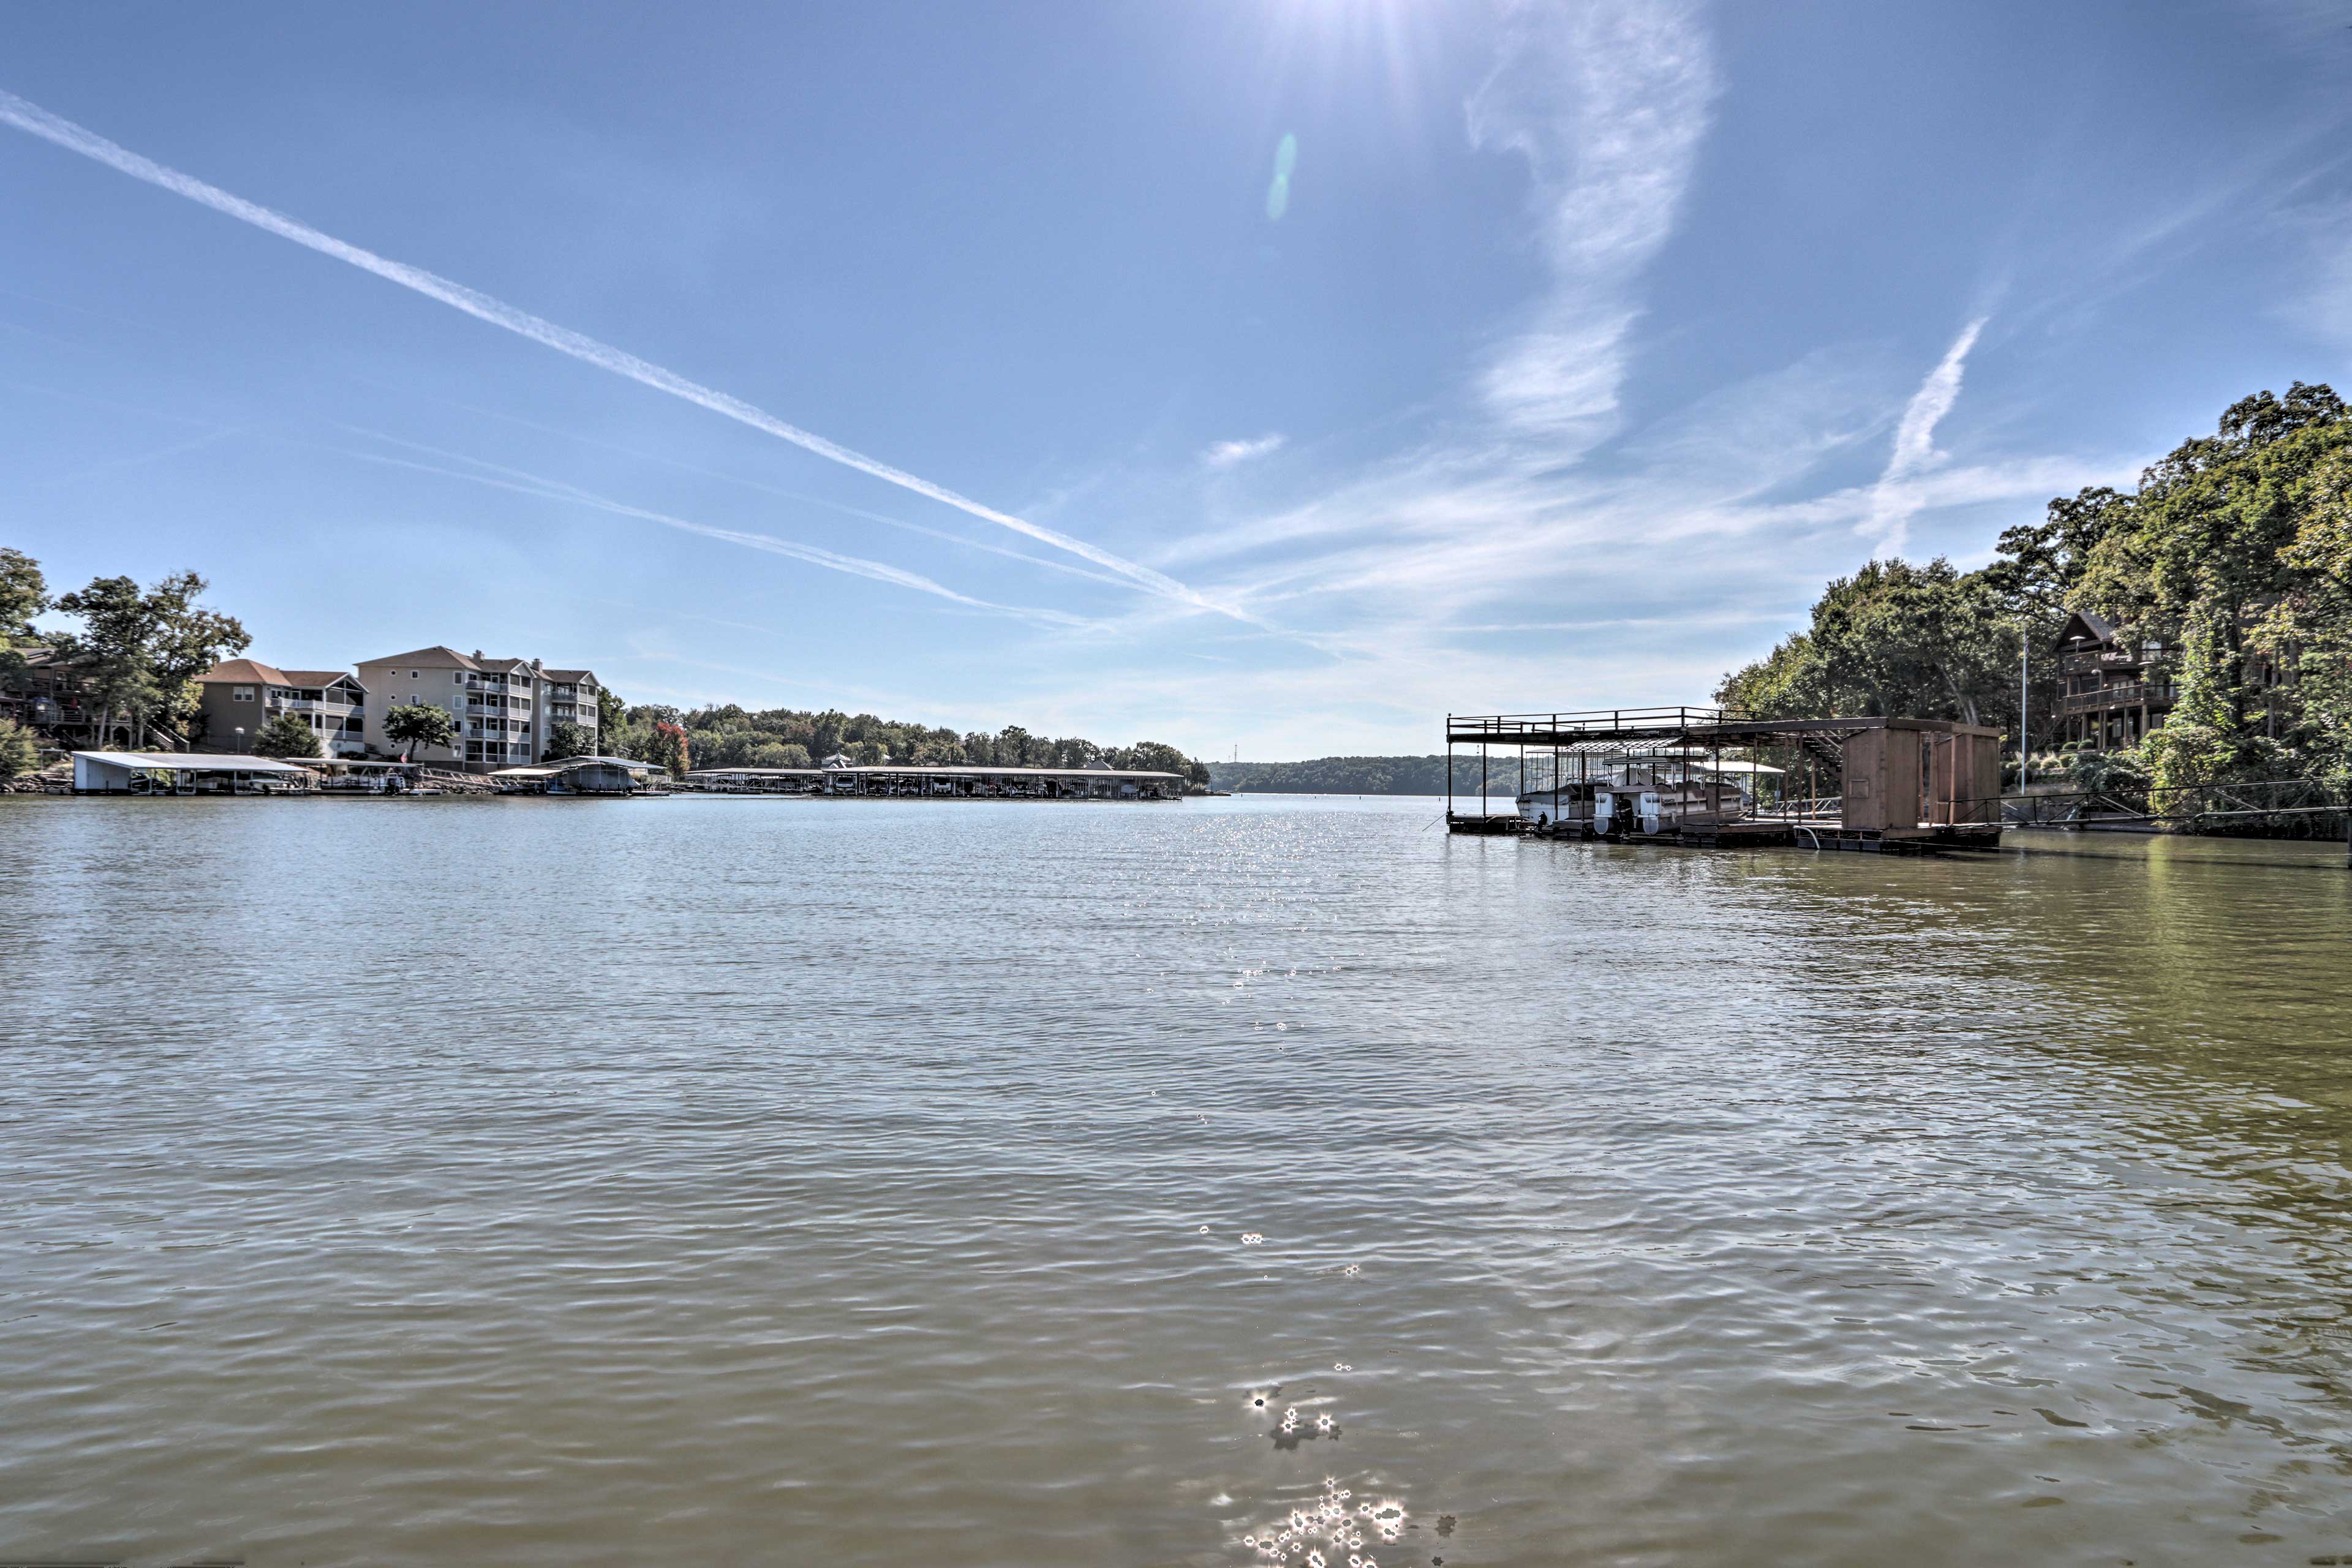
[1,794,2349,1566]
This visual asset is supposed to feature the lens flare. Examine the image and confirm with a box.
[1266,132,1298,219]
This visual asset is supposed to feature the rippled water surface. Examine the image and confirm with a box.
[4,793,2351,1566]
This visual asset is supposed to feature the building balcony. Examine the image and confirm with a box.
[2057,649,2155,676]
[2060,683,2173,715]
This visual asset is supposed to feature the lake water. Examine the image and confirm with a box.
[3,793,2351,1566]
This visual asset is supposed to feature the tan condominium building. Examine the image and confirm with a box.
[355,646,602,770]
[192,659,369,757]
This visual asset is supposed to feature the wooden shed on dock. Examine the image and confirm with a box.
[1840,722,2003,832]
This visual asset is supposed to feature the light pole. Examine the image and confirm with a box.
[2018,617,2030,790]
[234,726,246,755]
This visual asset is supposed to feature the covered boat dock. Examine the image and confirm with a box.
[686,761,1187,801]
[71,752,313,796]
[488,756,671,796]
[1446,707,2004,853]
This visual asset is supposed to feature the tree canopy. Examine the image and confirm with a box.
[611,702,1212,784]
[0,718,37,782]
[383,701,457,760]
[251,710,325,760]
[0,548,49,700]
[1718,381,2352,792]
[545,718,591,761]
[37,568,251,749]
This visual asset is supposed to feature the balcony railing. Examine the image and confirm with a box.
[2057,649,2160,676]
[2060,682,2173,715]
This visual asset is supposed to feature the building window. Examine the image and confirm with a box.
[232,685,254,701]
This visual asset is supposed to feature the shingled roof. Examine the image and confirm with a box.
[361,645,483,670]
[2053,608,2119,649]
[195,658,362,688]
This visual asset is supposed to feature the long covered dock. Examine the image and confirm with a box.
[1446,706,2004,853]
[686,761,1188,801]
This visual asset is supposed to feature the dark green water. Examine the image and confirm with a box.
[2,794,2349,1566]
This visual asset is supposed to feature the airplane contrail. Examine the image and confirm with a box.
[0,87,1250,624]
[397,394,1144,593]
[312,432,1103,631]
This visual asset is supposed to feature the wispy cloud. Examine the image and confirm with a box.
[29,425,240,488]
[1466,0,1717,448]
[2287,197,2352,347]
[1155,0,1722,592]
[0,86,1251,625]
[1862,317,1989,555]
[307,427,1104,631]
[1202,433,1286,469]
[406,393,1144,592]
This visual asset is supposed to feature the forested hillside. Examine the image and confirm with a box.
[1719,382,2352,794]
[611,702,1211,785]
[1207,756,1517,795]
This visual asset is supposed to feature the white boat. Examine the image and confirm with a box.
[1517,753,1768,835]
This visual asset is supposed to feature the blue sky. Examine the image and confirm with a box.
[4,2,2349,758]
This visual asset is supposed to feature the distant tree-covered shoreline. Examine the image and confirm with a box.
[618,703,1213,785]
[1208,756,1517,796]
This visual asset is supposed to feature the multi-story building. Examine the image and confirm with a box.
[191,659,369,756]
[537,669,604,761]
[353,646,601,770]
[1,645,123,748]
[2054,609,2172,753]
[2054,605,2294,753]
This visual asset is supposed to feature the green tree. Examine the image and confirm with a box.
[2062,741,2150,804]
[1725,381,2352,791]
[50,576,167,747]
[546,718,590,760]
[252,710,325,760]
[2142,607,2245,794]
[0,548,48,693]
[595,684,627,739]
[2288,446,2352,597]
[0,717,38,782]
[50,569,248,748]
[143,571,250,739]
[383,701,457,761]
[0,547,45,639]
[2074,382,2352,779]
[1717,558,2021,733]
[1117,740,1196,777]
[810,708,847,761]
